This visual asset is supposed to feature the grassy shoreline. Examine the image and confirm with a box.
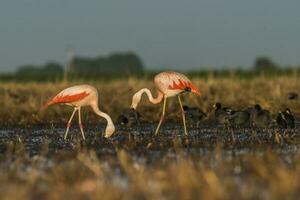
[0,75,299,125]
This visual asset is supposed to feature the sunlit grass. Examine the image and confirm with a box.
[0,74,299,125]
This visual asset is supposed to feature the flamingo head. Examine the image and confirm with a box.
[104,124,115,138]
[131,91,142,109]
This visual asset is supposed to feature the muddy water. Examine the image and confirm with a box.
[0,122,299,160]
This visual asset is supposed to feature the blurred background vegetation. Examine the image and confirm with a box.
[0,51,299,82]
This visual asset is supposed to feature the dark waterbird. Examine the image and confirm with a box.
[276,108,295,128]
[228,109,251,127]
[183,105,207,127]
[252,104,272,128]
[244,107,257,126]
[287,92,298,100]
[117,108,141,127]
[213,102,234,125]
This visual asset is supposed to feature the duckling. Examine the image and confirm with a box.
[213,102,233,125]
[228,109,251,127]
[117,108,141,127]
[252,104,272,128]
[276,108,295,128]
[183,105,207,127]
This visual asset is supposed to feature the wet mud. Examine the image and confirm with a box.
[0,122,299,162]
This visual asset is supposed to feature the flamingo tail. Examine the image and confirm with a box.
[42,99,56,110]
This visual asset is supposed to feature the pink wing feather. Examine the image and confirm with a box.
[43,85,91,108]
[158,71,201,95]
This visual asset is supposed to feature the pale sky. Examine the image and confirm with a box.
[0,0,300,72]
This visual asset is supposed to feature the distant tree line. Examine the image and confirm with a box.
[254,56,279,71]
[69,52,144,75]
[0,54,299,82]
[15,62,64,81]
[12,52,144,81]
[185,56,298,79]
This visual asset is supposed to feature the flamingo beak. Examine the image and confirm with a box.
[104,133,112,138]
[104,126,115,138]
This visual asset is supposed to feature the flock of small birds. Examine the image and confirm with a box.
[118,102,296,129]
[117,87,298,133]
[210,103,295,129]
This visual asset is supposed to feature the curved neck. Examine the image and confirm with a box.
[91,103,115,137]
[131,88,164,109]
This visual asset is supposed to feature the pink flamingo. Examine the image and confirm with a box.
[44,84,115,140]
[131,71,201,135]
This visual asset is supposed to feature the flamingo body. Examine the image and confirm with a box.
[45,84,115,139]
[45,85,97,108]
[154,71,200,97]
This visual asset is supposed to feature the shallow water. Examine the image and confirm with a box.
[0,122,299,160]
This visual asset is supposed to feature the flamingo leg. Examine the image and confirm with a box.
[64,108,78,140]
[78,108,86,140]
[155,97,167,135]
[178,95,188,135]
